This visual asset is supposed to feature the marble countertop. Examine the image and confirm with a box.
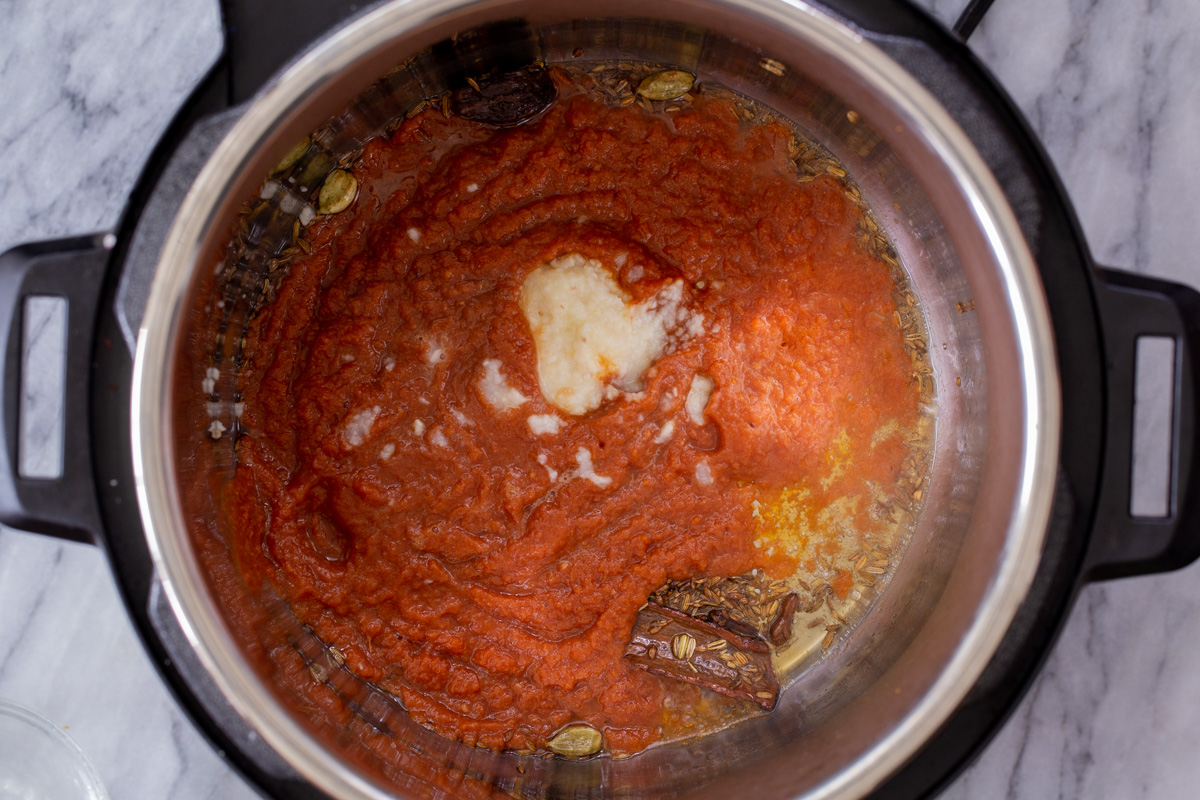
[2,0,1199,797]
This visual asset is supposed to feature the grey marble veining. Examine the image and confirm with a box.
[971,0,1200,288]
[0,0,223,251]
[0,534,254,799]
[0,2,243,797]
[1,0,1199,798]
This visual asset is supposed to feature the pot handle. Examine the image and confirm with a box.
[0,234,111,545]
[1083,268,1200,581]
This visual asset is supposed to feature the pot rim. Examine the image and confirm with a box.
[131,1,1061,797]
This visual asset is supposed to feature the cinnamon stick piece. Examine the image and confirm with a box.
[768,592,800,646]
[625,602,779,710]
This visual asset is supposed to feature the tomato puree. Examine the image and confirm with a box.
[226,70,921,756]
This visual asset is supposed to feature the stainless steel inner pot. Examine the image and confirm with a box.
[132,0,1061,797]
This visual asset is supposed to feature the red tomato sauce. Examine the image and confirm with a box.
[221,71,919,756]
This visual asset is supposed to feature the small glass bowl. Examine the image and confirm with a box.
[0,698,108,800]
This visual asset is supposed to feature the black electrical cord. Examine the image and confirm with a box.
[953,0,999,39]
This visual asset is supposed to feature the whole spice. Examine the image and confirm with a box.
[318,169,358,215]
[671,632,697,661]
[626,601,779,709]
[636,70,694,101]
[768,592,800,646]
[649,572,793,640]
[452,64,558,127]
[546,724,603,758]
[271,136,311,176]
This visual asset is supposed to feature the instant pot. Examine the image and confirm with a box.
[1,0,1197,798]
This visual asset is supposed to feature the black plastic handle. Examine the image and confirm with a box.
[0,234,111,545]
[1083,268,1200,581]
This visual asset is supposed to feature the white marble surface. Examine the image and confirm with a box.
[1,0,1199,798]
